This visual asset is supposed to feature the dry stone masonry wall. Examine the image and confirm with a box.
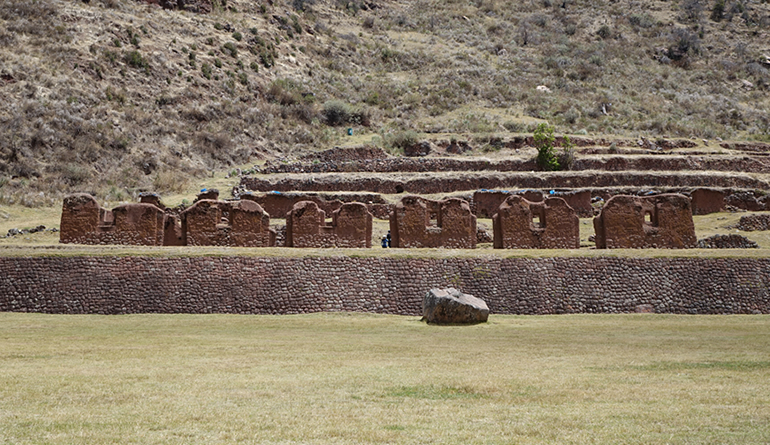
[1,256,767,315]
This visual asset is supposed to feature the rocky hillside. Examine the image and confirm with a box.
[0,0,768,206]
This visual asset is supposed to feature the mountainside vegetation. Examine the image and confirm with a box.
[0,0,768,206]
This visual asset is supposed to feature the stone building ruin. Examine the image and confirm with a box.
[390,196,476,248]
[492,195,580,249]
[285,201,373,248]
[593,194,696,249]
[181,194,275,247]
[61,192,275,247]
[60,193,176,246]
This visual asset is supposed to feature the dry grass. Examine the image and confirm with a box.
[0,312,768,444]
[1,0,769,207]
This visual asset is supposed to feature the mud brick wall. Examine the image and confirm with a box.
[1,256,768,315]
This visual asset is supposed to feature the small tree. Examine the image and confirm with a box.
[534,123,560,171]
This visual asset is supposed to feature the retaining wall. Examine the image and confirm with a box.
[240,172,770,195]
[1,256,768,315]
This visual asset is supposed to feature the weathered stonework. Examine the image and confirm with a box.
[1,256,768,315]
[737,213,770,231]
[690,188,725,215]
[390,196,476,248]
[593,194,696,249]
[286,201,372,248]
[493,196,579,249]
[181,199,275,247]
[60,194,174,246]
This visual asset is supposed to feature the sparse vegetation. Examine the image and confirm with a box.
[0,0,768,205]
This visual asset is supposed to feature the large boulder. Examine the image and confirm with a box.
[422,288,489,324]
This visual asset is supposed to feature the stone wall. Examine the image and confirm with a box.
[253,154,769,175]
[738,213,770,231]
[493,196,580,249]
[240,171,770,195]
[594,194,697,249]
[181,199,275,247]
[286,201,372,248]
[0,256,767,315]
[60,194,172,246]
[390,196,477,248]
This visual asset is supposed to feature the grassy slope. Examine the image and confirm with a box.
[0,312,768,444]
[1,0,769,206]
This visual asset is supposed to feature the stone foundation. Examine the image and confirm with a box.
[0,256,767,315]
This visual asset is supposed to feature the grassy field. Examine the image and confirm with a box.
[0,313,768,444]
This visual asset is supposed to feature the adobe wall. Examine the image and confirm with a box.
[390,196,477,248]
[594,194,697,249]
[181,199,275,247]
[1,256,768,315]
[493,196,579,249]
[60,194,171,246]
[286,201,372,248]
[239,192,390,219]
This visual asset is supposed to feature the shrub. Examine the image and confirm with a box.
[153,169,190,194]
[385,130,419,152]
[679,0,704,23]
[223,42,238,58]
[710,0,725,21]
[232,31,242,41]
[597,25,612,39]
[322,100,352,126]
[124,50,149,70]
[557,135,576,170]
[201,63,212,79]
[533,123,560,171]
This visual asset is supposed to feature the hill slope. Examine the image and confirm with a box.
[0,0,768,205]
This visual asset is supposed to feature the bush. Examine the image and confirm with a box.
[557,135,575,171]
[124,50,149,70]
[222,42,237,58]
[534,123,560,171]
[386,130,419,151]
[322,100,352,126]
[710,0,725,21]
[201,63,212,80]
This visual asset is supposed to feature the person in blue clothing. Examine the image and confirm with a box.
[381,236,388,248]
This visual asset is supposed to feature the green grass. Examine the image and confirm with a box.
[0,313,768,444]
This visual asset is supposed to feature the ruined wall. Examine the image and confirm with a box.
[60,194,170,246]
[594,194,697,249]
[286,201,373,248]
[253,154,770,175]
[493,196,579,249]
[690,188,725,215]
[473,190,592,219]
[390,196,476,248]
[1,256,768,315]
[738,213,770,231]
[240,171,770,195]
[181,199,275,247]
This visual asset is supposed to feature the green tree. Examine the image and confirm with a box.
[534,123,560,171]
